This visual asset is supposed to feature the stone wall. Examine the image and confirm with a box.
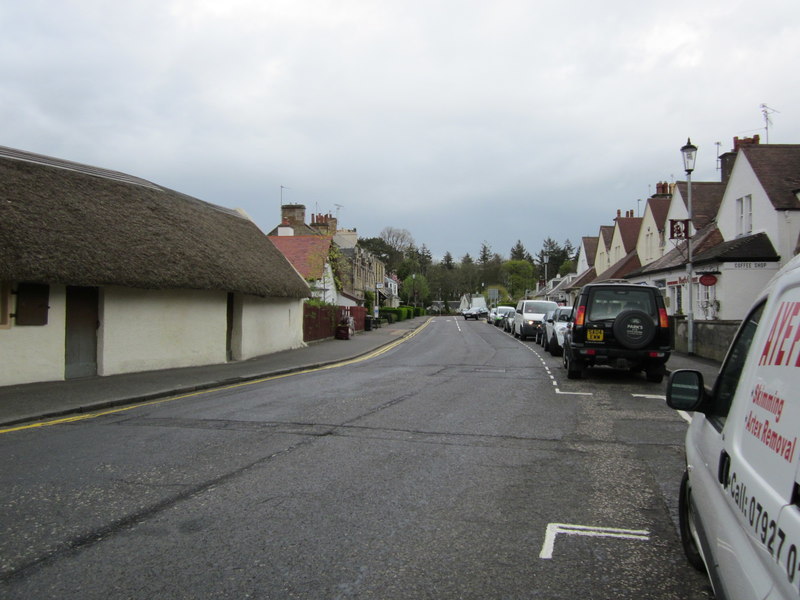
[671,316,740,362]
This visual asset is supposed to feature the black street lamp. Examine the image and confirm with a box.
[681,138,698,354]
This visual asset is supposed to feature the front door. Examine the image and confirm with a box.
[65,286,99,379]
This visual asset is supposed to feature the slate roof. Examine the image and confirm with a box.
[266,222,321,236]
[647,196,671,230]
[692,231,779,265]
[268,235,333,280]
[581,236,598,267]
[629,224,722,277]
[565,267,596,291]
[629,224,778,278]
[599,225,614,248]
[0,146,310,298]
[615,217,642,253]
[674,181,725,229]
[739,144,800,210]
[596,250,641,281]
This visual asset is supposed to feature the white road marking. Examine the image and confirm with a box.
[539,523,650,559]
[630,394,693,423]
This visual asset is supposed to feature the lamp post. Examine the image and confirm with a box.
[543,253,549,300]
[681,138,698,355]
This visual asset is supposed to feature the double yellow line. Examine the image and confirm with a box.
[1,319,431,435]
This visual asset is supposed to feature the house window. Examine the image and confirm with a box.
[0,282,11,328]
[14,283,50,326]
[672,285,683,314]
[736,195,753,237]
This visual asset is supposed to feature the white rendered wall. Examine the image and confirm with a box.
[0,284,67,386]
[238,296,305,360]
[99,287,227,375]
[715,263,779,320]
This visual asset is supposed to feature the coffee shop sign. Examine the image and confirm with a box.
[733,262,768,269]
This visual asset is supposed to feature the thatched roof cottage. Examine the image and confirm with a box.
[0,146,310,386]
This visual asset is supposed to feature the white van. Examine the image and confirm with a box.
[667,253,800,599]
[513,300,558,341]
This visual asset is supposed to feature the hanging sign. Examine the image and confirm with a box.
[699,273,718,286]
[669,219,690,239]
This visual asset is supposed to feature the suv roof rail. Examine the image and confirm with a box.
[597,279,633,284]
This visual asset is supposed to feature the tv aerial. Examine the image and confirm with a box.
[760,104,779,143]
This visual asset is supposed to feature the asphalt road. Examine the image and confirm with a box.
[0,317,713,599]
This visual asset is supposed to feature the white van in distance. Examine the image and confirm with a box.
[667,253,800,599]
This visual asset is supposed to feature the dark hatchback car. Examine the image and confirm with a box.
[563,281,672,382]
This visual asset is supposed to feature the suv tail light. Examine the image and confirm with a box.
[575,305,586,326]
[658,308,669,328]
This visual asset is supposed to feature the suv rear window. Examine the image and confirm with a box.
[587,288,656,321]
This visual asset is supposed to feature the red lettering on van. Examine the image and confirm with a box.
[759,302,800,367]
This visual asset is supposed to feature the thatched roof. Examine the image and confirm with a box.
[0,146,310,298]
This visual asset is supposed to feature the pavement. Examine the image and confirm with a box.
[0,316,722,428]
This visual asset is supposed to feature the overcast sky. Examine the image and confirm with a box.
[4,1,799,261]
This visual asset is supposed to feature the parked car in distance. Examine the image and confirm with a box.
[536,309,555,345]
[562,281,671,382]
[463,306,488,320]
[544,306,572,355]
[665,253,800,600]
[493,306,515,327]
[502,309,515,333]
[513,300,558,341]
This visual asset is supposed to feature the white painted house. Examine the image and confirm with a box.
[628,138,799,321]
[0,146,310,387]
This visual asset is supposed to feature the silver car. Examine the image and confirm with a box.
[544,306,572,355]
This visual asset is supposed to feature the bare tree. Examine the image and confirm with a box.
[380,227,415,254]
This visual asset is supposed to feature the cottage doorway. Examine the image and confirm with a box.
[65,286,99,379]
[226,292,243,361]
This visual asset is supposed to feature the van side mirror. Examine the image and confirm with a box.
[666,369,706,412]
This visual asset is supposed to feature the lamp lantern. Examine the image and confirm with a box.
[681,138,698,173]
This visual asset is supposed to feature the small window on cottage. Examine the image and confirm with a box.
[15,283,50,326]
[0,282,11,328]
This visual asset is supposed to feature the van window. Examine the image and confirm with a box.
[523,301,555,313]
[707,301,765,430]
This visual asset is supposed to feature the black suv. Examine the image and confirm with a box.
[562,281,672,382]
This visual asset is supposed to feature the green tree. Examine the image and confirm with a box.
[510,240,528,261]
[501,260,534,299]
[442,251,455,270]
[559,259,577,277]
[418,244,433,275]
[459,253,480,295]
[537,238,562,283]
[402,273,430,307]
[359,237,403,274]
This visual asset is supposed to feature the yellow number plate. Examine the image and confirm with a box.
[587,329,604,342]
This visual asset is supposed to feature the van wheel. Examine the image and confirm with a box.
[679,470,706,572]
